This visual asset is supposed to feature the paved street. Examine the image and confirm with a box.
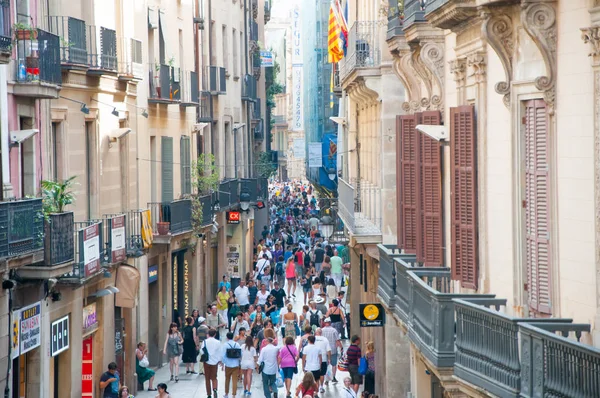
[136,292,354,398]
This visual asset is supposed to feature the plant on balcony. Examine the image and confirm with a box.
[255,151,277,179]
[13,22,37,41]
[190,153,219,236]
[41,176,77,216]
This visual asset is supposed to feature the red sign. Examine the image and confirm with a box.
[227,211,241,224]
[111,215,126,263]
[82,335,93,397]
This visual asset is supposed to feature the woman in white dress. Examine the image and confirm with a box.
[240,335,257,396]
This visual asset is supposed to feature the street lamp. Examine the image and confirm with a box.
[319,214,335,239]
[240,191,251,211]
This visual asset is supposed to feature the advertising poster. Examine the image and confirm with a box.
[82,224,100,277]
[227,245,241,278]
[308,143,323,168]
[111,215,126,263]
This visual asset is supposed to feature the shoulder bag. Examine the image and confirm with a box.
[225,343,242,359]
[285,345,298,374]
[200,343,209,363]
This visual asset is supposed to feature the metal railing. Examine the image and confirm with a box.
[0,2,10,52]
[62,220,104,282]
[44,212,74,266]
[0,199,44,259]
[87,26,117,71]
[148,200,192,235]
[202,66,226,95]
[264,0,271,23]
[15,29,62,85]
[47,16,88,66]
[254,120,264,140]
[198,91,212,122]
[180,70,199,105]
[253,99,261,120]
[117,37,143,79]
[339,21,381,82]
[424,0,449,16]
[198,194,213,227]
[337,178,355,231]
[148,63,181,102]
[354,179,382,229]
[242,74,257,102]
[403,0,426,28]
[126,209,144,256]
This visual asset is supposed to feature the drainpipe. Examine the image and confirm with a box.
[208,0,215,156]
[244,0,252,177]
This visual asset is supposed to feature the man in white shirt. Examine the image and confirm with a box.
[302,335,323,384]
[231,312,250,338]
[234,280,250,311]
[255,254,270,280]
[257,338,280,398]
[201,329,222,398]
[315,328,332,393]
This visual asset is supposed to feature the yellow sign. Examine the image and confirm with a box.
[141,210,153,248]
[362,304,380,321]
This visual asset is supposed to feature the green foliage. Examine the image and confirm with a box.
[41,176,77,214]
[255,151,277,179]
[190,154,219,235]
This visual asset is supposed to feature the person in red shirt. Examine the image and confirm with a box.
[345,335,363,393]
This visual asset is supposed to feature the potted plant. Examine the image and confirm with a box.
[13,23,37,41]
[41,176,76,265]
[156,221,170,235]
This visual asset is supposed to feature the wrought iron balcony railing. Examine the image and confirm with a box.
[148,199,193,236]
[47,16,89,66]
[87,25,117,72]
[44,211,74,266]
[339,21,381,82]
[148,63,181,103]
[403,0,426,29]
[264,0,271,23]
[0,198,44,259]
[0,1,10,55]
[15,29,62,86]
[117,37,143,80]
[198,91,212,122]
[202,66,226,95]
[61,220,105,283]
[126,209,145,256]
[242,74,257,102]
[180,70,199,106]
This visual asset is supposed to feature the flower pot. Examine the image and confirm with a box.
[156,221,170,235]
[156,86,162,98]
[16,29,37,41]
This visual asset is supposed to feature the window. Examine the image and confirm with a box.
[161,137,173,202]
[180,136,191,195]
[222,25,228,72]
[16,0,30,25]
[523,99,551,314]
[233,28,238,77]
[19,116,35,197]
[85,121,98,219]
[450,106,478,289]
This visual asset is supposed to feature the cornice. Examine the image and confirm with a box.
[425,0,478,32]
[347,78,380,108]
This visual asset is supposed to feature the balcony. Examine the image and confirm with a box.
[125,209,146,257]
[180,70,199,107]
[0,199,44,269]
[402,0,426,30]
[386,0,404,40]
[424,0,478,31]
[242,74,257,102]
[264,0,271,23]
[148,63,181,104]
[250,20,259,53]
[252,51,261,79]
[252,99,262,123]
[13,29,62,98]
[332,67,342,97]
[87,26,118,74]
[198,91,212,122]
[47,16,89,68]
[203,66,226,95]
[60,220,105,284]
[0,2,10,63]
[147,199,193,242]
[337,178,382,237]
[254,120,264,141]
[339,21,381,83]
[251,0,259,20]
[103,214,127,264]
[117,37,143,81]
[257,177,268,201]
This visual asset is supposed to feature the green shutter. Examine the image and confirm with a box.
[180,136,191,194]
[161,136,174,202]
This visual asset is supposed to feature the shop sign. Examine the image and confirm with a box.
[82,224,100,277]
[110,215,126,263]
[226,245,240,278]
[148,264,158,283]
[260,51,274,67]
[227,211,240,224]
[308,143,323,168]
[12,301,42,358]
[51,315,70,356]
[359,303,385,327]
[183,260,190,317]
[82,335,93,397]
[82,303,98,336]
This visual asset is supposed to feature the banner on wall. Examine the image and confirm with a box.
[293,139,306,158]
[308,143,323,168]
[12,301,42,359]
[227,245,241,278]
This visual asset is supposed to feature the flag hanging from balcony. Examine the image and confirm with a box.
[330,65,334,108]
[328,2,344,63]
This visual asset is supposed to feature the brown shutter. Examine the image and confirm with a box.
[417,111,443,267]
[396,116,402,248]
[525,100,552,314]
[450,106,478,289]
[398,114,421,253]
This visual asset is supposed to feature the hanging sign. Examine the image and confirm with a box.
[227,211,241,224]
[82,303,99,336]
[111,215,126,263]
[51,315,70,356]
[82,335,93,397]
[260,51,274,67]
[12,301,42,358]
[227,244,241,278]
[148,264,158,283]
[82,224,101,277]
[293,139,306,158]
[308,143,323,168]
[359,303,385,327]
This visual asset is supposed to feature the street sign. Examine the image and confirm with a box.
[359,303,385,327]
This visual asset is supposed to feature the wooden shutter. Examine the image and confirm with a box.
[417,111,443,267]
[398,114,421,253]
[525,100,552,314]
[450,106,478,289]
[161,136,174,202]
[180,136,191,194]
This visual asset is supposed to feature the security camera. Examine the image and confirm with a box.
[211,224,218,234]
[47,278,58,291]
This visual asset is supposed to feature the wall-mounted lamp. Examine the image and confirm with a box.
[111,108,119,117]
[141,109,149,118]
[80,104,90,114]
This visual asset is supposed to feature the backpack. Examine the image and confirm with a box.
[287,235,294,245]
[309,310,320,327]
[275,262,284,276]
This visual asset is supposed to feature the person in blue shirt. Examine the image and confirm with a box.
[221,332,242,398]
[100,362,120,398]
[219,275,231,292]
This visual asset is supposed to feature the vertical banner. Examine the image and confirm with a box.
[81,336,93,397]
[82,224,100,277]
[308,143,323,168]
[111,215,126,263]
[227,244,241,278]
[141,210,153,248]
[293,138,306,158]
[291,3,304,132]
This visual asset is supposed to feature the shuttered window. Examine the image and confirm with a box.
[417,111,443,267]
[180,136,191,195]
[161,136,174,202]
[450,106,478,289]
[398,114,421,253]
[524,100,551,314]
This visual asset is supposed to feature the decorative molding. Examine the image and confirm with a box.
[521,0,557,112]
[595,70,600,329]
[420,41,445,96]
[410,43,433,104]
[482,11,515,107]
[392,49,423,111]
[449,58,467,87]
[467,52,486,83]
[582,26,600,67]
[347,78,380,108]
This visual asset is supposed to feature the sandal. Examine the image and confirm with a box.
[147,388,157,391]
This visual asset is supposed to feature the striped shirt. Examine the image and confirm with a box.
[322,326,339,353]
[345,344,361,366]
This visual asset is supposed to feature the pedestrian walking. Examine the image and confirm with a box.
[196,317,209,375]
[346,335,363,393]
[258,337,280,398]
[217,285,230,323]
[278,336,299,398]
[231,312,250,338]
[240,335,258,396]
[294,372,318,398]
[162,323,183,382]
[234,279,251,311]
[201,329,222,398]
[271,281,287,309]
[302,336,322,384]
[282,303,299,339]
[314,328,332,393]
[99,362,120,398]
[118,385,135,398]
[155,383,173,398]
[285,257,297,298]
[206,305,227,341]
[182,317,199,374]
[221,332,242,398]
[325,299,346,337]
[329,251,344,289]
[322,318,343,384]
[342,377,358,398]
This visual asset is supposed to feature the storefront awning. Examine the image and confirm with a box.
[10,129,39,144]
[115,265,141,308]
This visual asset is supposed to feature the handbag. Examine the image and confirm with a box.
[338,350,349,372]
[139,355,149,368]
[225,343,242,359]
[200,344,209,363]
[258,361,265,374]
[285,345,298,374]
[358,356,368,375]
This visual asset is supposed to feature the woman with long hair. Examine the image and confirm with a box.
[279,336,299,398]
[118,386,135,398]
[326,299,346,336]
[162,322,183,382]
[240,335,257,395]
[364,341,376,394]
[311,277,322,298]
[285,256,297,297]
[251,312,264,339]
[283,303,299,339]
[295,371,318,397]
[260,327,278,352]
[216,285,229,324]
[155,383,172,398]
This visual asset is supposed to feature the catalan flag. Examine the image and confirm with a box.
[328,2,344,63]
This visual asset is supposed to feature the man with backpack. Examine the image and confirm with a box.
[221,332,242,398]
[308,300,323,330]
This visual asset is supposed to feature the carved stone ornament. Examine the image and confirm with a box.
[410,43,433,103]
[482,11,515,107]
[347,78,379,108]
[393,52,422,109]
[521,0,557,112]
[420,41,446,106]
[581,26,600,67]
[467,52,486,83]
[449,58,467,86]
